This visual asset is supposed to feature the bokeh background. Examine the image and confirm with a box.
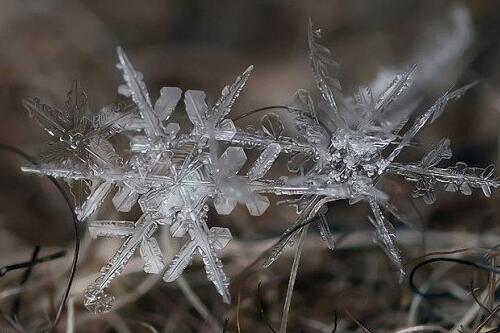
[2,1,500,332]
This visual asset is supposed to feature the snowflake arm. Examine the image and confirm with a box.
[164,219,232,303]
[84,214,163,313]
[384,82,477,166]
[368,197,403,278]
[116,47,163,138]
[308,19,346,129]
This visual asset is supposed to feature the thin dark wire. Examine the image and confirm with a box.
[231,106,296,122]
[276,216,320,246]
[0,250,66,276]
[330,311,338,333]
[409,257,500,299]
[257,282,277,333]
[11,245,40,318]
[232,105,332,136]
[234,103,329,253]
[0,144,80,332]
[233,104,326,246]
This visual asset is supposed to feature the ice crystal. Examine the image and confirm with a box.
[84,214,163,313]
[20,21,500,311]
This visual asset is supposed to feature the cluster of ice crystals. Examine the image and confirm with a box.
[21,21,500,311]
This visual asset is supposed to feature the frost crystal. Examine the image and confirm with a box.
[21,22,500,311]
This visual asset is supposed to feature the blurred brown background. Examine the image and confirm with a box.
[2,1,500,332]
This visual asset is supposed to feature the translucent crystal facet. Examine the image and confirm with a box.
[20,22,500,312]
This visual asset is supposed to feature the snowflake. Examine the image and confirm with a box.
[21,21,500,312]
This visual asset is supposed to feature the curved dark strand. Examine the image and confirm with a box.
[11,246,40,318]
[330,311,338,333]
[0,250,66,276]
[257,282,277,333]
[275,215,321,247]
[409,257,500,299]
[232,105,332,136]
[231,105,297,122]
[0,144,80,332]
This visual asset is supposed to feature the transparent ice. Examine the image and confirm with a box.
[21,21,500,311]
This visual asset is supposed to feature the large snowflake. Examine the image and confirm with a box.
[21,22,500,312]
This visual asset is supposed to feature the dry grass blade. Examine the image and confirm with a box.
[279,225,308,333]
